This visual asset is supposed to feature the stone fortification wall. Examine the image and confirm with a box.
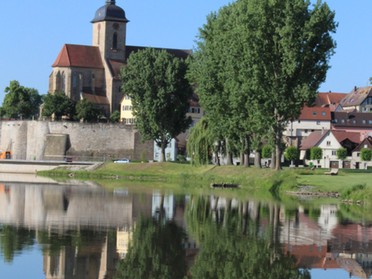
[0,121,153,161]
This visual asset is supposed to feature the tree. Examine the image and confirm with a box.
[188,0,337,171]
[361,148,372,162]
[262,145,273,159]
[284,146,299,166]
[1,80,42,119]
[336,147,347,160]
[187,117,216,166]
[310,147,322,161]
[120,48,193,162]
[110,110,121,123]
[75,99,101,122]
[42,92,76,120]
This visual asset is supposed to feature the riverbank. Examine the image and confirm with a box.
[38,162,372,203]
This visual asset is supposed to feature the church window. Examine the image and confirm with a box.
[113,32,118,50]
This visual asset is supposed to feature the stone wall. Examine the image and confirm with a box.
[0,121,153,161]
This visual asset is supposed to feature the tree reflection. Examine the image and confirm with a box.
[186,196,311,279]
[115,218,187,279]
[0,225,35,262]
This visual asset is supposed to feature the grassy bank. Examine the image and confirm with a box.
[38,162,372,202]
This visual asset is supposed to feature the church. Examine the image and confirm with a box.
[49,0,191,117]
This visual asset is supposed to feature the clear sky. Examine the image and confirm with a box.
[0,0,371,103]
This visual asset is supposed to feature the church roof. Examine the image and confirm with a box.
[52,44,104,69]
[92,0,128,23]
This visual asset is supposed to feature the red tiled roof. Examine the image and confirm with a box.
[300,130,328,150]
[298,106,331,121]
[332,130,361,145]
[315,92,346,109]
[300,130,361,150]
[353,136,372,152]
[340,86,372,107]
[52,44,104,69]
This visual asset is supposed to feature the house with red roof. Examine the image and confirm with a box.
[285,92,345,147]
[339,86,372,112]
[300,129,361,168]
[49,0,191,118]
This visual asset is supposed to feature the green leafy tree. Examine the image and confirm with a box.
[361,148,372,161]
[110,110,120,123]
[75,99,100,122]
[336,147,347,160]
[285,146,299,166]
[42,92,76,120]
[188,0,337,171]
[1,80,42,119]
[120,48,193,162]
[310,147,323,161]
[262,145,273,159]
[187,117,216,166]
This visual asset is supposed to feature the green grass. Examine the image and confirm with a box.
[39,162,372,203]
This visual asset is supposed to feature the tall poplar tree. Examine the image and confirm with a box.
[120,48,193,162]
[188,0,337,170]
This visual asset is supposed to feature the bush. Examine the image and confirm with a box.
[310,147,322,160]
[284,146,299,162]
[361,148,372,161]
[262,145,272,159]
[336,148,347,160]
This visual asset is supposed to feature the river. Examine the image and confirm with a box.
[0,176,371,279]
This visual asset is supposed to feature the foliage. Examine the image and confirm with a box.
[75,99,101,122]
[310,147,323,160]
[361,148,372,161]
[262,145,273,159]
[187,117,216,166]
[42,91,76,120]
[120,48,193,162]
[336,147,347,160]
[110,110,121,123]
[188,0,337,170]
[115,217,187,279]
[284,147,299,162]
[1,80,42,119]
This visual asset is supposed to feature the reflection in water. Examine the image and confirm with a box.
[1,182,372,278]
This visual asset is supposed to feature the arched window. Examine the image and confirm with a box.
[112,32,118,50]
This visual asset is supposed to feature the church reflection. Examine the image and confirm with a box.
[1,182,372,278]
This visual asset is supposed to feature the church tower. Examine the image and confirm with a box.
[92,0,129,62]
[91,0,129,113]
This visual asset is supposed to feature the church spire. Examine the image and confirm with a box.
[106,0,115,4]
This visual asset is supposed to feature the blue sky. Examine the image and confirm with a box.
[0,0,371,103]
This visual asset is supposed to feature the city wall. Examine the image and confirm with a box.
[0,121,153,161]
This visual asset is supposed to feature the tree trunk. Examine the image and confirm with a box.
[275,143,282,171]
[254,150,262,168]
[244,136,250,167]
[226,138,233,165]
[160,141,166,162]
[271,152,276,169]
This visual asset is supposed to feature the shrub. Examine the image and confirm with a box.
[262,145,272,159]
[310,147,322,160]
[361,148,372,161]
[336,147,347,160]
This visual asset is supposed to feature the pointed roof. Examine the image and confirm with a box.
[300,130,361,150]
[52,44,104,69]
[340,86,372,107]
[315,92,346,110]
[353,136,372,152]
